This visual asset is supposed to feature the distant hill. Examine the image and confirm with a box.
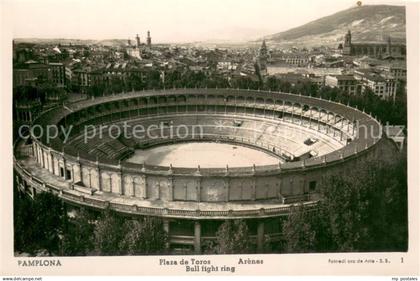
[263,5,405,47]
[13,38,128,47]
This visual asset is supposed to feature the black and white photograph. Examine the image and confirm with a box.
[1,0,419,277]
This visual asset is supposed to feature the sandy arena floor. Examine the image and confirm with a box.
[125,142,281,168]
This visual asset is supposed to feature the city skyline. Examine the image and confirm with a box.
[8,0,404,43]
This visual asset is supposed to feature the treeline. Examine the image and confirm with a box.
[211,154,407,254]
[280,155,407,253]
[14,189,255,256]
[14,191,167,256]
[84,69,231,97]
[14,188,255,256]
[211,155,407,254]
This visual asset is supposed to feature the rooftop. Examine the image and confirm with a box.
[327,74,356,80]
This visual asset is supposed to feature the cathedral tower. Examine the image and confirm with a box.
[135,34,141,48]
[258,40,268,75]
[147,31,152,47]
[343,30,352,55]
[386,36,392,55]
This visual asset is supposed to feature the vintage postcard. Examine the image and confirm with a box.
[0,0,419,278]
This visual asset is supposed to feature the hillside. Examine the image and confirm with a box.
[13,38,128,47]
[263,5,405,47]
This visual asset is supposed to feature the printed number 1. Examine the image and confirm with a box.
[401,257,404,263]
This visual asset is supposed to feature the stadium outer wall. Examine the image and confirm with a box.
[13,88,394,253]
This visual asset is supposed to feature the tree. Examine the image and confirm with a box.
[354,155,408,251]
[60,207,95,256]
[317,175,369,252]
[318,157,407,252]
[282,205,317,253]
[214,220,252,254]
[30,192,67,255]
[145,70,162,89]
[279,155,408,253]
[14,187,37,254]
[14,189,68,256]
[88,83,106,97]
[93,208,125,255]
[119,217,168,255]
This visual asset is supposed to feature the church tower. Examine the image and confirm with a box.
[126,34,142,59]
[260,40,268,58]
[258,40,268,75]
[386,36,392,56]
[147,31,152,47]
[343,30,352,55]
[135,34,141,48]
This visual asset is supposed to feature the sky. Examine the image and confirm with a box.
[5,0,405,43]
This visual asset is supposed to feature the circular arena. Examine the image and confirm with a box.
[14,88,391,253]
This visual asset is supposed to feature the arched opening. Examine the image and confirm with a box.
[149,97,157,105]
[256,97,264,104]
[158,96,167,104]
[246,97,255,104]
[167,96,176,103]
[226,95,235,103]
[139,97,148,106]
[177,95,187,103]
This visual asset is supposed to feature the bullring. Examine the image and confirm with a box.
[14,88,389,253]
